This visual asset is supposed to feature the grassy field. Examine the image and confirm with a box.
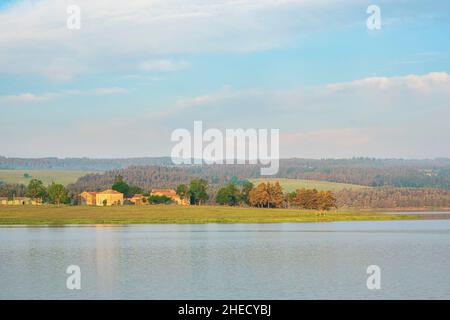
[250,178,367,192]
[0,169,91,186]
[0,205,423,225]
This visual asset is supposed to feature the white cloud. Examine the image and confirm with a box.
[0,0,342,80]
[327,72,450,92]
[175,86,234,109]
[1,93,53,103]
[90,87,129,95]
[140,59,188,72]
[1,71,449,158]
[148,72,450,158]
[1,87,128,104]
[165,72,450,122]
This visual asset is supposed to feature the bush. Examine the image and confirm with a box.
[148,195,172,204]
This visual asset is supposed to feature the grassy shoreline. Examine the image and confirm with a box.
[0,205,443,226]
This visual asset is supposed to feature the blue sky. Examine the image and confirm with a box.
[0,0,449,158]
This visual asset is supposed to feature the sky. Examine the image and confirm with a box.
[0,0,449,159]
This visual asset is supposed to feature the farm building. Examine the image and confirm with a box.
[79,192,97,206]
[80,189,124,206]
[0,197,42,205]
[129,194,147,205]
[150,189,189,205]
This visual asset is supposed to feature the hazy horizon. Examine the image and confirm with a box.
[1,154,450,161]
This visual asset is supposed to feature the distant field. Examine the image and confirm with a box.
[250,178,367,192]
[0,170,91,186]
[0,205,421,225]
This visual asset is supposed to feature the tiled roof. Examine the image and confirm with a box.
[80,191,97,196]
[98,189,123,195]
[151,189,177,196]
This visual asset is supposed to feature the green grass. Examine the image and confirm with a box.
[0,169,92,186]
[0,205,423,225]
[250,178,367,192]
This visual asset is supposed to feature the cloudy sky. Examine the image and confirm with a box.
[1,0,449,159]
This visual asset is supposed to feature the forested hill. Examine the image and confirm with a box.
[2,156,450,171]
[63,158,450,192]
[0,156,173,171]
[2,156,450,189]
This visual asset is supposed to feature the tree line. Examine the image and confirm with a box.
[83,175,339,210]
[335,187,450,208]
[3,156,450,189]
[65,163,450,195]
[175,180,338,210]
[0,179,71,205]
[2,174,450,209]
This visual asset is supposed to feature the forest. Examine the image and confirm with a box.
[1,156,450,189]
[1,157,450,209]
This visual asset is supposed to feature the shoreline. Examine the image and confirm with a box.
[1,205,449,226]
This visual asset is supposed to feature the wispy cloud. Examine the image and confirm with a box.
[63,87,129,96]
[1,93,53,103]
[1,87,129,104]
[144,71,450,158]
[139,59,189,72]
[327,72,450,92]
[0,0,348,80]
[2,72,449,158]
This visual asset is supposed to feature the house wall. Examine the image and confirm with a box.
[80,193,96,206]
[130,196,146,205]
[0,198,36,205]
[151,191,189,205]
[95,193,123,206]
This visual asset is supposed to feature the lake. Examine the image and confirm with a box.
[1,218,449,299]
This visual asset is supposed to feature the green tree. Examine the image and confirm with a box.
[189,179,209,205]
[112,175,130,197]
[176,184,189,201]
[47,182,69,205]
[148,195,172,204]
[216,183,240,206]
[240,181,254,205]
[128,185,144,196]
[25,179,47,201]
[287,191,296,208]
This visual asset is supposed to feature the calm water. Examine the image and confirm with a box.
[1,219,449,299]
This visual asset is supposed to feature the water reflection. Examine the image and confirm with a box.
[0,219,449,299]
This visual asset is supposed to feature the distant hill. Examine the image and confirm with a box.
[2,156,450,189]
[2,156,450,172]
[1,156,450,208]
[0,156,173,171]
